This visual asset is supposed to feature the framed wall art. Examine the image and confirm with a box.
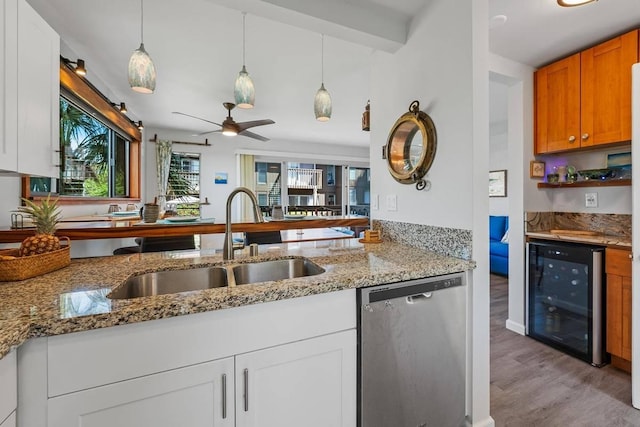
[489,169,507,197]
[530,160,545,179]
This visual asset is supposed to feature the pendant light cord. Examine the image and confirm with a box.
[321,34,324,84]
[242,12,247,67]
[140,0,144,44]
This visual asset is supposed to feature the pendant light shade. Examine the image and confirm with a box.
[314,34,331,122]
[314,84,332,122]
[234,13,255,109]
[128,0,156,94]
[557,0,597,6]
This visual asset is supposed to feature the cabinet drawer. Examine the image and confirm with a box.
[606,248,632,276]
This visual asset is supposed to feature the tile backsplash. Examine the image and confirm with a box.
[372,219,472,260]
[526,212,631,238]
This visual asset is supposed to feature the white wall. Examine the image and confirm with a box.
[370,0,492,425]
[489,129,508,216]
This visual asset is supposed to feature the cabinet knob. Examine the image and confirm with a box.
[582,133,590,141]
[630,253,633,259]
[568,135,576,143]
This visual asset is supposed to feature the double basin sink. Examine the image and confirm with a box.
[108,258,325,300]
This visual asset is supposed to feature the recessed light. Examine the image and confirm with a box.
[557,0,598,7]
[489,14,507,29]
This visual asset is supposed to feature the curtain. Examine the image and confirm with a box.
[239,154,255,221]
[156,139,172,208]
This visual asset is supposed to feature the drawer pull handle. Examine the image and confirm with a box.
[222,373,227,419]
[243,368,249,412]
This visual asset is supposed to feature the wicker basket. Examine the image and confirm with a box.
[0,237,71,281]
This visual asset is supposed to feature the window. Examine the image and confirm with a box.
[166,152,200,216]
[256,162,267,185]
[23,61,141,202]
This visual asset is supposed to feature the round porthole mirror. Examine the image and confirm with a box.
[385,100,437,186]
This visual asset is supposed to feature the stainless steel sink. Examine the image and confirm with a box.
[232,258,325,285]
[108,258,325,299]
[108,266,229,299]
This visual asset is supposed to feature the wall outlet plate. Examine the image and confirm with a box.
[585,192,598,208]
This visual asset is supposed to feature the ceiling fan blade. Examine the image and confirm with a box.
[236,119,275,132]
[194,129,222,136]
[172,111,222,127]
[239,129,270,142]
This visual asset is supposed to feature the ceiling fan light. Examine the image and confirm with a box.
[234,65,255,109]
[222,129,238,136]
[557,0,597,6]
[314,83,332,122]
[128,43,156,94]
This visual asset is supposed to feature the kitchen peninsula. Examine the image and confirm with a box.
[0,239,473,426]
[0,216,369,243]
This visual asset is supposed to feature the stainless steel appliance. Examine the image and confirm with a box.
[527,240,606,366]
[358,273,467,427]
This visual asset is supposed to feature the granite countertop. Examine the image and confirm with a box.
[526,230,631,248]
[0,239,474,359]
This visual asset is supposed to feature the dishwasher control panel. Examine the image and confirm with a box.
[361,272,465,304]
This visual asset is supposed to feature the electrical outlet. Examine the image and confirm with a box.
[387,195,397,211]
[585,192,598,208]
[372,194,379,210]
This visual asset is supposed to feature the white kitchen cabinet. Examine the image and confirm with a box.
[0,0,18,172]
[18,290,356,427]
[0,350,17,427]
[16,0,59,177]
[0,0,58,176]
[48,357,235,427]
[235,330,356,427]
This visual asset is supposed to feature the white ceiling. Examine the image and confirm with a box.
[26,0,640,147]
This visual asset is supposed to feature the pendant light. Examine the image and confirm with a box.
[234,12,255,109]
[557,0,597,6]
[314,34,331,122]
[128,0,157,94]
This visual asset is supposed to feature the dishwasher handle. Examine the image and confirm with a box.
[406,293,432,304]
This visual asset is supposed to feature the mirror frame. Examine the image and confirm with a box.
[384,100,437,184]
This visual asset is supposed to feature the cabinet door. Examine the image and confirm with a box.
[0,412,16,427]
[581,30,637,148]
[16,0,59,178]
[535,53,580,154]
[48,357,234,427]
[0,351,17,425]
[235,329,356,427]
[607,273,623,358]
[0,0,18,172]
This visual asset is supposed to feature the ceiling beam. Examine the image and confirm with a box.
[204,0,408,52]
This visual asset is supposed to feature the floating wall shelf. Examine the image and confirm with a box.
[537,179,631,189]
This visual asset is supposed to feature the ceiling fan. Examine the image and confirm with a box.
[173,102,275,142]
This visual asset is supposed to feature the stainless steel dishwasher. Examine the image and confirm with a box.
[358,272,467,427]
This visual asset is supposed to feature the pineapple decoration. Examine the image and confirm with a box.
[18,194,62,256]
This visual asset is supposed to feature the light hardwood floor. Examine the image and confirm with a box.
[490,274,640,427]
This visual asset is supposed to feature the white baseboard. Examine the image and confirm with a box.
[467,415,495,427]
[505,319,525,335]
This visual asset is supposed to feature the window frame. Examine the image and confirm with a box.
[21,60,141,204]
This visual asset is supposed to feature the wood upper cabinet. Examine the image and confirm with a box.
[606,247,632,372]
[535,53,581,153]
[535,29,638,154]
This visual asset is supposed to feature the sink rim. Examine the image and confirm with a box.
[107,256,326,299]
